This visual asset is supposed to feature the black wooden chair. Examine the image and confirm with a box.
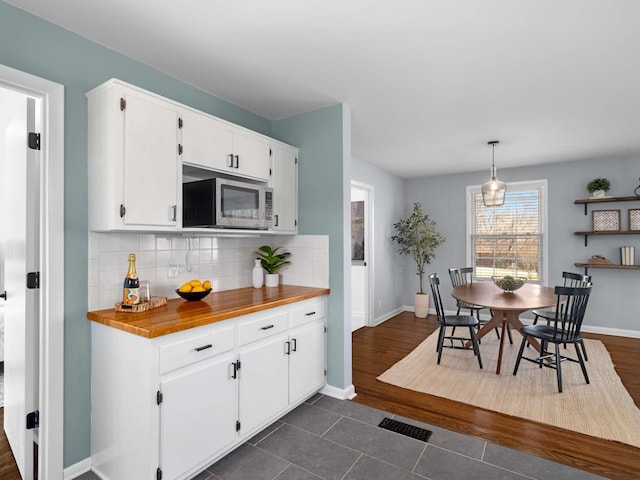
[513,284,592,393]
[429,273,483,368]
[531,271,591,360]
[448,267,512,343]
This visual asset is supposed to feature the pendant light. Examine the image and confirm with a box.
[482,140,507,207]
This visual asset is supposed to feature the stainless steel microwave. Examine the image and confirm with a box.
[182,178,273,229]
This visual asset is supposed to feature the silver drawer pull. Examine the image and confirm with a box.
[194,344,213,352]
[305,311,316,316]
[260,324,275,330]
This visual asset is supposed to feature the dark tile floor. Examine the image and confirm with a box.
[77,394,609,480]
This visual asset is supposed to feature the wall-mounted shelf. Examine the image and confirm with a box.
[574,230,640,246]
[574,196,640,215]
[575,263,640,274]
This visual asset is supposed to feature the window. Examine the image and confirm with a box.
[467,180,547,283]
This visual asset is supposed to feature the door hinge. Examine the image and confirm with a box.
[156,467,162,480]
[295,219,298,227]
[324,369,327,376]
[269,148,272,156]
[28,132,41,150]
[156,390,163,405]
[269,168,272,176]
[178,117,183,129]
[324,326,327,333]
[295,157,298,165]
[120,204,126,218]
[236,420,241,432]
[26,410,39,429]
[26,272,39,289]
[120,97,126,111]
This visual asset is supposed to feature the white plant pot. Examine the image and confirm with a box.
[414,293,429,318]
[265,273,280,287]
[591,189,606,198]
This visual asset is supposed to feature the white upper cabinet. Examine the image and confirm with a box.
[179,110,233,173]
[87,79,296,232]
[87,80,180,231]
[271,144,298,233]
[179,110,271,182]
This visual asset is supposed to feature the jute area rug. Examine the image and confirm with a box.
[377,330,640,448]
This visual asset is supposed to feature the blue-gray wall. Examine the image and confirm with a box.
[272,106,347,388]
[0,2,346,467]
[351,157,406,323]
[405,156,640,334]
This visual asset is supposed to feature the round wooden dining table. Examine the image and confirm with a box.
[451,282,557,374]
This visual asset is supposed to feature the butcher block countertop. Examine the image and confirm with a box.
[87,285,330,338]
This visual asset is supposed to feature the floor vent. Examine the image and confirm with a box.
[378,417,432,443]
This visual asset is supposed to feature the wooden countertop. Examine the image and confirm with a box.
[87,285,330,338]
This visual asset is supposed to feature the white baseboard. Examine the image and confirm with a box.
[372,306,405,326]
[320,383,356,400]
[64,457,94,480]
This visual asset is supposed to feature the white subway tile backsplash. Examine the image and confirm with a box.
[88,233,329,310]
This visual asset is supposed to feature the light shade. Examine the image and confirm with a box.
[482,141,506,207]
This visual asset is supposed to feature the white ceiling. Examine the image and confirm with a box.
[7,0,640,178]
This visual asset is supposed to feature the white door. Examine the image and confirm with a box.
[351,183,372,331]
[1,90,38,479]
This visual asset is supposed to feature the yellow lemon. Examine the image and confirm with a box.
[178,283,193,293]
[192,286,206,293]
[189,279,202,287]
[202,280,211,290]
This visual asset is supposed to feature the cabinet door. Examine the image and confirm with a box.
[271,145,298,233]
[180,111,233,171]
[289,319,325,404]
[233,131,272,181]
[160,352,237,480]
[123,91,179,226]
[238,332,289,435]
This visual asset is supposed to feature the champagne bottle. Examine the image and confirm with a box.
[123,253,140,305]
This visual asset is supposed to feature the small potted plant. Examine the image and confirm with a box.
[391,203,445,318]
[255,245,291,287]
[587,178,611,198]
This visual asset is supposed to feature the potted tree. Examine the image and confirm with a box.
[392,203,445,318]
[587,178,611,198]
[255,245,291,287]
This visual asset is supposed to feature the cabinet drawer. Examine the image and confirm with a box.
[290,299,326,327]
[238,312,288,346]
[159,326,235,375]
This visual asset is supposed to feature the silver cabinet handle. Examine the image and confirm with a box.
[228,153,234,167]
[291,338,297,352]
[234,154,239,168]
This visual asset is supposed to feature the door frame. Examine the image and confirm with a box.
[0,64,64,479]
[350,180,374,327]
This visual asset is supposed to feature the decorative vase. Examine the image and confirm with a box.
[265,273,279,287]
[252,259,264,288]
[414,293,429,318]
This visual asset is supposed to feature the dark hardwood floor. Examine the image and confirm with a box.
[0,408,22,480]
[352,312,640,480]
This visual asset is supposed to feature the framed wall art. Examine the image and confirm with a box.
[351,200,365,264]
[592,209,620,231]
[629,208,640,231]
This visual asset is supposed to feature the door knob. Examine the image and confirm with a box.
[0,291,6,300]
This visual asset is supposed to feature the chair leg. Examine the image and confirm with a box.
[513,336,527,375]
[579,339,589,361]
[506,323,513,345]
[469,326,482,369]
[575,343,590,385]
[437,327,445,364]
[555,343,563,393]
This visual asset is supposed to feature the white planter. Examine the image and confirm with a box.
[414,293,429,318]
[591,189,606,198]
[265,273,280,287]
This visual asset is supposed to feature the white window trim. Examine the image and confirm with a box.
[465,179,548,284]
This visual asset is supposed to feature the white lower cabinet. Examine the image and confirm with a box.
[91,296,326,480]
[160,351,237,480]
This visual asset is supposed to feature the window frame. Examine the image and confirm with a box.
[465,179,548,284]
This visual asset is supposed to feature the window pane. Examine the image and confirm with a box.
[470,183,544,282]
